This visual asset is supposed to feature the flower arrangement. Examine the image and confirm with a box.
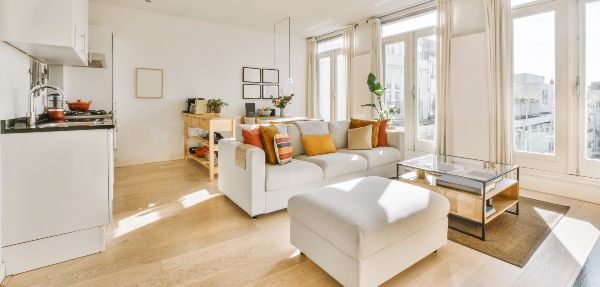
[272,93,293,109]
[272,92,294,117]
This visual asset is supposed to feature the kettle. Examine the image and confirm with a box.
[47,93,65,121]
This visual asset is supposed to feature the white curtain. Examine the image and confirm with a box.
[484,0,512,164]
[305,37,317,118]
[342,25,355,119]
[370,18,383,80]
[436,0,452,155]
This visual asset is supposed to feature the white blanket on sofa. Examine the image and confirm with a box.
[294,121,329,136]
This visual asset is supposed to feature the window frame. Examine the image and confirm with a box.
[511,0,569,173]
[316,35,346,121]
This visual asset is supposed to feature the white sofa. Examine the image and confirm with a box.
[218,120,405,218]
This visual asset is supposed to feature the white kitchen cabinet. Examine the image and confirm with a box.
[1,129,113,274]
[0,0,89,66]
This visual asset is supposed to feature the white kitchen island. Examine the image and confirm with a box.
[0,127,114,275]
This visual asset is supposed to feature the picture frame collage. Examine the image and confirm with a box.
[242,67,279,100]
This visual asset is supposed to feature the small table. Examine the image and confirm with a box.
[397,154,520,241]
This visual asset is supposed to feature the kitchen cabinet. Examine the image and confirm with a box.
[1,128,113,274]
[0,0,89,66]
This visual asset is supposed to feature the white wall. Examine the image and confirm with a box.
[88,3,307,166]
[0,42,31,282]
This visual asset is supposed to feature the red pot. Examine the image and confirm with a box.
[66,100,92,111]
[47,108,65,120]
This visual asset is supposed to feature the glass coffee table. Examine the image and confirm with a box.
[397,154,520,241]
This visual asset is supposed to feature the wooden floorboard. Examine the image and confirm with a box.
[2,159,599,286]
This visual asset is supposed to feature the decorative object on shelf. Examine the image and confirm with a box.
[262,85,278,99]
[362,73,400,121]
[262,69,279,84]
[272,92,293,117]
[206,99,229,113]
[245,103,256,117]
[243,84,262,99]
[135,68,163,99]
[242,67,261,83]
[257,107,273,117]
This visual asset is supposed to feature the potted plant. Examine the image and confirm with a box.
[207,99,229,113]
[272,92,294,117]
[362,73,400,121]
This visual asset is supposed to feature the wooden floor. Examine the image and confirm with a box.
[2,159,600,287]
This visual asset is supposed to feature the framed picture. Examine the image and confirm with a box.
[242,67,261,83]
[243,84,262,99]
[261,85,279,99]
[262,69,279,84]
[136,68,163,99]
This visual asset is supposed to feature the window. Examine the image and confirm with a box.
[316,36,347,121]
[382,10,437,153]
[513,11,556,155]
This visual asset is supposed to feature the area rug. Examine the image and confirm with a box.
[448,197,569,267]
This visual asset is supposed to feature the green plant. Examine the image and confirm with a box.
[361,73,399,120]
[207,99,229,112]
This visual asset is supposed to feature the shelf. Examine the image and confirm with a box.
[189,136,218,151]
[485,195,518,223]
[189,154,218,173]
[485,179,518,200]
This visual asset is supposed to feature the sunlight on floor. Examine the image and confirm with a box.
[288,249,301,258]
[545,211,600,266]
[113,210,162,238]
[179,189,219,208]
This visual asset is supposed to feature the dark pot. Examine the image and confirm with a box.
[213,106,222,113]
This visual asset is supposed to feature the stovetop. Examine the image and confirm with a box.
[64,110,112,121]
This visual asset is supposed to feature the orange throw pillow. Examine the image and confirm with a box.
[378,119,389,147]
[350,118,380,147]
[242,128,263,150]
[302,134,337,156]
[259,125,280,164]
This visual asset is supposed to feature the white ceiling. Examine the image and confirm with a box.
[91,0,421,37]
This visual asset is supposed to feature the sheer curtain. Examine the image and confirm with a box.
[436,0,452,155]
[484,0,512,164]
[342,26,355,119]
[370,18,383,80]
[305,37,317,118]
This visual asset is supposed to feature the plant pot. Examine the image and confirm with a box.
[279,108,285,117]
[213,106,222,113]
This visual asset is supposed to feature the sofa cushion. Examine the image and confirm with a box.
[288,176,450,259]
[347,125,373,150]
[236,124,287,142]
[286,124,305,157]
[302,134,337,156]
[266,159,324,191]
[328,120,350,149]
[296,152,367,178]
[338,147,402,169]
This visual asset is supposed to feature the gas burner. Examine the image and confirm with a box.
[64,110,112,121]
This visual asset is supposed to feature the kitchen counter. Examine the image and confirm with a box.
[1,118,115,134]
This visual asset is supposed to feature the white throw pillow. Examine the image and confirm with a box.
[347,125,373,150]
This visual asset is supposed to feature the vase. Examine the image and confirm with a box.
[279,108,285,117]
[213,106,221,113]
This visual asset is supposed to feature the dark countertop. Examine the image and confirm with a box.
[1,117,115,134]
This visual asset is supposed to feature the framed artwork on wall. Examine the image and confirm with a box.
[261,69,279,84]
[242,67,261,83]
[261,85,278,99]
[135,68,163,99]
[243,84,262,99]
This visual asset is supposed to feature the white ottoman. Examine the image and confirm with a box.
[288,176,450,287]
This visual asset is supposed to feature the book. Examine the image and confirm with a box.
[436,174,496,195]
[486,199,496,217]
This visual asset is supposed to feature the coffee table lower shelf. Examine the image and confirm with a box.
[397,172,520,241]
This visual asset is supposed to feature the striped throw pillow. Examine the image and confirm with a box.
[274,134,293,165]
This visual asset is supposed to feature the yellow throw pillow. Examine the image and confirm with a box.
[259,125,279,165]
[302,134,337,156]
[350,118,380,147]
[347,125,373,150]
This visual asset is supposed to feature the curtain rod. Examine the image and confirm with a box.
[372,0,436,22]
[309,23,359,41]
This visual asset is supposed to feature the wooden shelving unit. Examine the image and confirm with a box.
[182,113,235,181]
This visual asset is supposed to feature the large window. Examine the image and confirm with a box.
[382,10,437,152]
[512,11,556,155]
[316,36,347,121]
[580,0,600,176]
